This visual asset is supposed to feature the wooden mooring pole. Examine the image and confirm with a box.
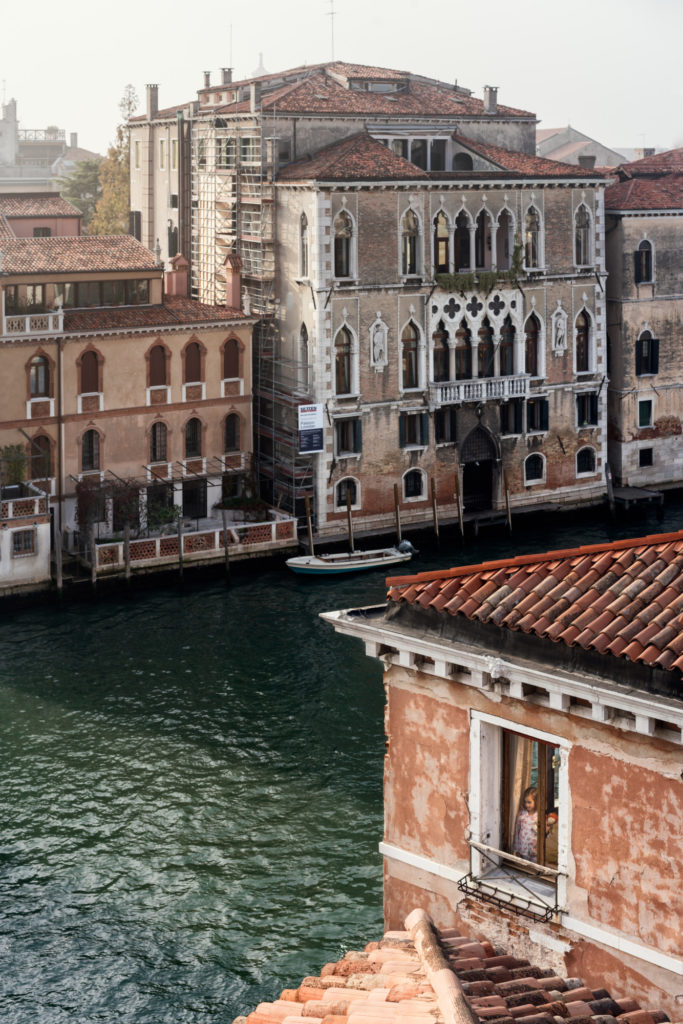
[454,474,464,539]
[431,477,440,543]
[346,490,355,552]
[221,509,231,583]
[305,494,315,556]
[177,516,184,583]
[54,529,63,595]
[89,525,97,588]
[124,521,131,581]
[393,483,402,543]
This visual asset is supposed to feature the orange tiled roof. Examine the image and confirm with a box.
[257,71,532,120]
[64,295,250,333]
[618,147,683,176]
[277,132,429,182]
[604,173,683,211]
[0,213,14,239]
[386,531,683,673]
[0,192,82,219]
[237,910,668,1024]
[450,136,605,179]
[0,235,159,275]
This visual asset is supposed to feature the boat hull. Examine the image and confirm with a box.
[286,548,412,575]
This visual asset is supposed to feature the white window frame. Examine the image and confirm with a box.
[333,416,361,459]
[402,467,427,502]
[524,452,546,486]
[576,445,598,478]
[468,710,570,912]
[335,475,361,511]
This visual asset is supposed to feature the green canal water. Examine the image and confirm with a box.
[1,503,681,1023]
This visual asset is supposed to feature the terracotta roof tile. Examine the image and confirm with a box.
[0,192,82,219]
[604,173,683,211]
[238,912,667,1024]
[278,132,428,182]
[386,531,683,672]
[0,235,158,275]
[63,295,249,333]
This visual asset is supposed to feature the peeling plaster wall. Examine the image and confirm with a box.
[381,664,683,1016]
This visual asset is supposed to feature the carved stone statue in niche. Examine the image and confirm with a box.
[370,313,388,372]
[551,301,568,354]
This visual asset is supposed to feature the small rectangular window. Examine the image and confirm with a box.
[171,138,178,170]
[169,194,179,209]
[576,392,598,427]
[126,279,150,305]
[33,227,51,237]
[399,412,428,448]
[129,210,142,241]
[500,398,524,435]
[527,398,549,433]
[12,529,36,557]
[503,731,560,869]
[159,139,166,169]
[639,447,653,468]
[435,406,457,443]
[638,399,653,428]
[54,283,75,308]
[335,418,362,456]
[134,140,141,169]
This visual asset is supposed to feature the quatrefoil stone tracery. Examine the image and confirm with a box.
[466,296,483,316]
[444,298,461,319]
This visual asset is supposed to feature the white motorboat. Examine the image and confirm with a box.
[286,542,415,575]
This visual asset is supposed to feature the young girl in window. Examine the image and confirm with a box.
[512,785,538,860]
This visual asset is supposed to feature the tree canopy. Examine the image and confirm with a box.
[89,85,138,236]
[58,158,102,229]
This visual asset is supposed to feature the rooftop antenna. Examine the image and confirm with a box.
[327,0,335,61]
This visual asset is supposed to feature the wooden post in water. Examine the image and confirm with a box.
[124,521,131,581]
[89,525,96,587]
[177,516,184,582]
[54,529,63,595]
[454,474,464,539]
[605,463,615,518]
[221,509,231,583]
[346,489,355,552]
[430,477,439,543]
[393,483,402,543]
[304,494,315,556]
[503,472,512,534]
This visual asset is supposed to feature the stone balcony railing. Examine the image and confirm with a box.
[430,373,530,406]
[3,310,64,337]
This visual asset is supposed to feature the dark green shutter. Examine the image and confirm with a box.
[399,414,406,448]
[590,393,598,425]
[420,413,429,446]
[635,340,643,376]
[651,339,659,374]
[354,418,362,453]
[514,399,523,434]
[541,399,549,432]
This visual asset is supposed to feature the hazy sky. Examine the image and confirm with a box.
[4,0,682,157]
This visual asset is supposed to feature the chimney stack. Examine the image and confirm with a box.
[224,253,243,309]
[203,70,211,88]
[165,254,189,298]
[483,85,498,115]
[250,82,262,112]
[146,84,159,120]
[221,67,233,85]
[70,132,78,149]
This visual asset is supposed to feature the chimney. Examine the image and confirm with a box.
[221,67,233,85]
[69,132,78,149]
[165,253,189,298]
[250,82,262,113]
[483,85,498,115]
[578,154,596,170]
[146,84,159,120]
[224,252,243,309]
[203,70,211,88]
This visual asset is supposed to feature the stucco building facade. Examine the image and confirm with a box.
[323,532,683,1018]
[605,149,683,490]
[129,63,609,536]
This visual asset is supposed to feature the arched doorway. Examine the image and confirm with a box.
[461,426,496,512]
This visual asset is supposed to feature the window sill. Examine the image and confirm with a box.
[336,451,361,460]
[334,278,358,287]
[525,478,546,487]
[401,444,427,452]
[403,493,427,503]
[576,471,599,479]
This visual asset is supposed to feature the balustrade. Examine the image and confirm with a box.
[430,374,529,406]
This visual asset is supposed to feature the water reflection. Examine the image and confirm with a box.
[0,502,680,1022]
